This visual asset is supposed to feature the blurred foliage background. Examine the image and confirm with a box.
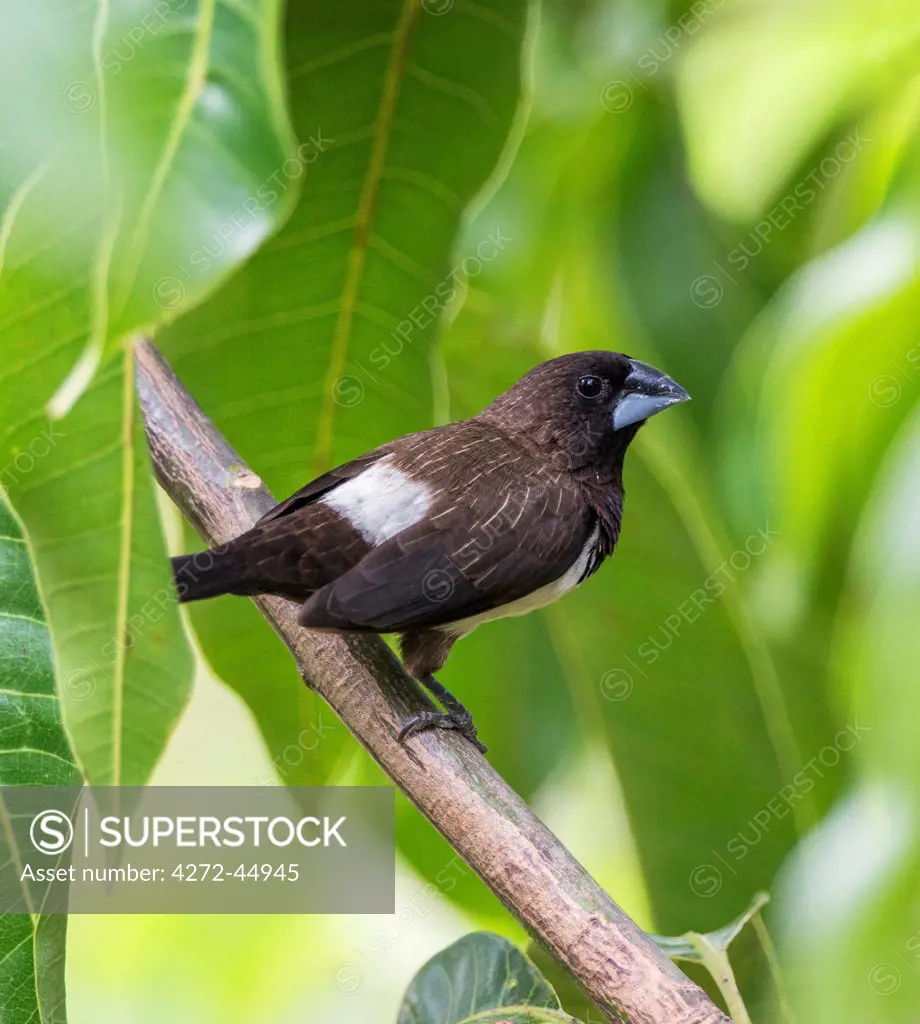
[2,0,920,1021]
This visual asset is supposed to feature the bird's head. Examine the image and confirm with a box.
[480,351,690,473]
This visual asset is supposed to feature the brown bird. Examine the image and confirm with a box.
[172,352,690,751]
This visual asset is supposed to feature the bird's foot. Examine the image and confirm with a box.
[397,706,488,754]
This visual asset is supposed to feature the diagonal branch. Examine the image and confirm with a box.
[135,336,730,1024]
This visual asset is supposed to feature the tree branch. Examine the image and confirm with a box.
[135,337,730,1024]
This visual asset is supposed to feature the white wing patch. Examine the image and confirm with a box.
[321,458,431,546]
[445,525,601,636]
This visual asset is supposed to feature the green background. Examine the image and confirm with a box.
[1,0,920,1021]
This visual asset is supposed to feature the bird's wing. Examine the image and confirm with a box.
[297,473,596,633]
[256,451,386,524]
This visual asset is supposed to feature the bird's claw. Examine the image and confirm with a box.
[397,709,488,754]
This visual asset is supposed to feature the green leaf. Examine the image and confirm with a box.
[158,0,532,783]
[841,415,920,790]
[397,933,569,1024]
[0,916,69,1024]
[0,498,81,1024]
[774,410,920,1024]
[651,892,771,1024]
[0,0,297,783]
[652,892,771,963]
[1,0,296,343]
[719,208,920,623]
[2,352,194,785]
[776,783,920,1024]
[676,0,920,221]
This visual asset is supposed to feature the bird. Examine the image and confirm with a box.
[171,351,690,752]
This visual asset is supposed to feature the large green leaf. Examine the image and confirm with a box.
[158,0,532,783]
[0,0,296,783]
[397,933,568,1024]
[7,354,196,784]
[719,206,920,621]
[676,0,920,221]
[772,406,920,1024]
[1,0,296,337]
[0,499,81,1024]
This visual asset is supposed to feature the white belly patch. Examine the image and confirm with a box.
[321,458,431,546]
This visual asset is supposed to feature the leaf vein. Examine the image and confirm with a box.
[406,63,499,127]
[313,0,422,471]
[290,31,395,78]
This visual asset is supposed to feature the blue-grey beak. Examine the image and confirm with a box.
[612,359,691,431]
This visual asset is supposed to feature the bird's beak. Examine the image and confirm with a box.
[612,359,691,431]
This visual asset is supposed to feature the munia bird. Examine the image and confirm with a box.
[172,351,690,751]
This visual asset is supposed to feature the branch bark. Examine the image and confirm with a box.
[136,337,731,1024]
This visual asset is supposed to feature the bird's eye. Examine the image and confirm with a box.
[576,375,604,399]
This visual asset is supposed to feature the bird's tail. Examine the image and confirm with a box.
[172,547,249,603]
